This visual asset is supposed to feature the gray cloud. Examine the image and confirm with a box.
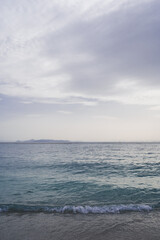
[0,0,160,108]
[44,0,160,98]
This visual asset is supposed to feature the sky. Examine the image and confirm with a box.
[0,0,160,142]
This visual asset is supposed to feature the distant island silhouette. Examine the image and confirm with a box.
[16,139,71,143]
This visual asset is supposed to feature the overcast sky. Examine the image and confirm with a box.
[0,0,160,141]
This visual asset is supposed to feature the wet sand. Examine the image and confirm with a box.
[1,212,160,240]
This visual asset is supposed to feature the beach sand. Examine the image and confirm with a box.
[1,211,160,240]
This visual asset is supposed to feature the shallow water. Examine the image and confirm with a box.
[1,212,160,240]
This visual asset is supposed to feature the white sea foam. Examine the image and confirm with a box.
[0,204,154,214]
[48,204,153,214]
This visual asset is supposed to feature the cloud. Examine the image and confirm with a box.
[44,0,160,105]
[93,115,117,120]
[58,110,72,115]
[0,0,160,108]
[20,101,32,104]
[149,106,160,111]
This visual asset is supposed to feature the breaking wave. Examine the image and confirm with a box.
[0,204,155,214]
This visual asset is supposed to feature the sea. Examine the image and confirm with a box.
[0,142,160,240]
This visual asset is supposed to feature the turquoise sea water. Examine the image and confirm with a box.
[0,143,160,214]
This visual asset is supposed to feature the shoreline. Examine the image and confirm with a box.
[1,211,160,240]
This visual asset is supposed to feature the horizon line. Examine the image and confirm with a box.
[1,140,160,144]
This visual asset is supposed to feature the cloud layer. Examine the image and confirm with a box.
[0,0,160,107]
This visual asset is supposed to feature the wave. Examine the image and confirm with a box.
[0,204,155,214]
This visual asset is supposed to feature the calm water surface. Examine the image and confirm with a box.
[0,143,160,213]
